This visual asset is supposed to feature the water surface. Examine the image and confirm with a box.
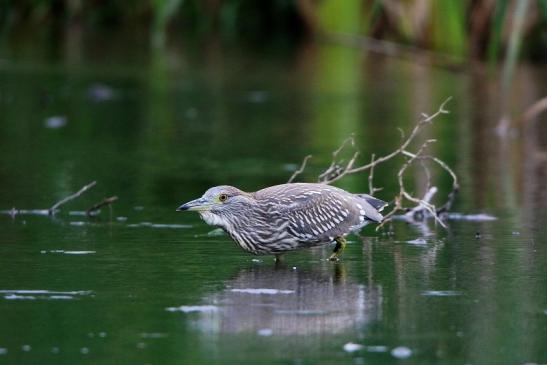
[0,37,546,365]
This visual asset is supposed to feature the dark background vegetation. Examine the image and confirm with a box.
[2,0,547,61]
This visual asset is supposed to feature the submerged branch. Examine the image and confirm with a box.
[86,196,119,217]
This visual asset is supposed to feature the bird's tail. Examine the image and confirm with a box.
[356,194,388,212]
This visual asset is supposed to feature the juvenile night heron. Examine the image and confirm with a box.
[177,183,387,260]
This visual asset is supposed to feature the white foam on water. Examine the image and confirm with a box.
[46,250,95,255]
[165,305,218,313]
[4,294,35,300]
[343,343,364,353]
[421,290,461,297]
[230,288,294,295]
[391,346,412,359]
[1,290,93,301]
[445,213,497,221]
[48,295,74,300]
[69,221,87,226]
[406,238,427,245]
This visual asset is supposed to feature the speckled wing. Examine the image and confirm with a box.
[255,183,383,245]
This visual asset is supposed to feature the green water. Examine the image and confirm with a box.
[0,37,546,365]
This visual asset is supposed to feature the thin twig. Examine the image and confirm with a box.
[321,97,451,185]
[86,196,119,217]
[516,96,547,125]
[49,181,97,215]
[367,154,382,195]
[287,155,312,183]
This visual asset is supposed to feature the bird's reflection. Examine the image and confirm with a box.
[186,263,382,336]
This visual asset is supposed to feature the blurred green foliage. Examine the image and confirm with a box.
[1,0,546,61]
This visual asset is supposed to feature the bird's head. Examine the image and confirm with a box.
[177,186,252,219]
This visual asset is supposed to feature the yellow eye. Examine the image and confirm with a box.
[219,194,228,202]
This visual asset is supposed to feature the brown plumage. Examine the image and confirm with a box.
[177,183,387,260]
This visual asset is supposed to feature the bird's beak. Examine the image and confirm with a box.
[176,197,211,212]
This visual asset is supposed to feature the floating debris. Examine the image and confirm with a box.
[21,345,31,352]
[230,288,294,295]
[421,290,461,297]
[445,213,497,221]
[133,206,144,211]
[343,342,364,353]
[1,290,93,301]
[44,250,96,255]
[0,348,6,355]
[80,347,89,355]
[257,328,273,336]
[166,305,218,313]
[116,216,128,222]
[406,238,427,245]
[51,347,60,354]
[136,342,147,349]
[251,259,262,263]
[391,346,412,359]
[44,116,67,129]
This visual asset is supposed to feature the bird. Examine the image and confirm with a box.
[177,183,387,261]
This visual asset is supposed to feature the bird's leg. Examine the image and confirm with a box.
[329,236,347,261]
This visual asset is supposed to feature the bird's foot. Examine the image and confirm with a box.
[328,236,346,261]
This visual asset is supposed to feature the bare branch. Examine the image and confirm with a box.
[321,97,452,184]
[516,96,547,125]
[287,155,312,183]
[49,181,97,215]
